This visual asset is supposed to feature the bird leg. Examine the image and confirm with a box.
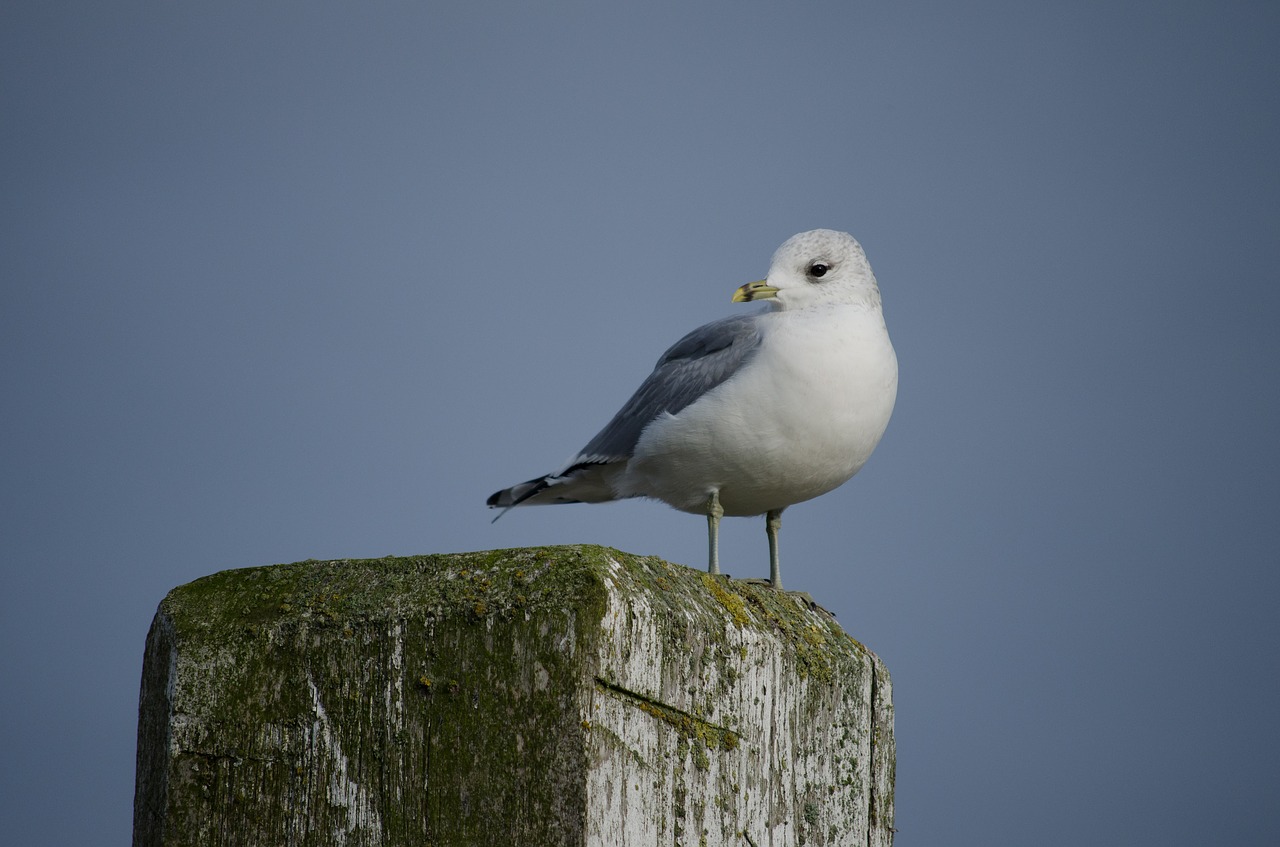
[706,490,724,574]
[766,508,784,589]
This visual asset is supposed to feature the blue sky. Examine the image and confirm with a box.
[3,2,1279,844]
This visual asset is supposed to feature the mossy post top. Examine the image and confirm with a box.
[159,545,875,662]
[135,546,894,846]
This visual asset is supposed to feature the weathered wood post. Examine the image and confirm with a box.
[134,546,894,846]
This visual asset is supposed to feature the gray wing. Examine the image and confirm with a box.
[485,313,765,511]
[569,312,765,468]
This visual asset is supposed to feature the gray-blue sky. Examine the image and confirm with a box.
[3,2,1278,844]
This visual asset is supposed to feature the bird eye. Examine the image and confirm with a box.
[808,262,830,279]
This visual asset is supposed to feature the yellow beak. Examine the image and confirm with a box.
[732,280,780,303]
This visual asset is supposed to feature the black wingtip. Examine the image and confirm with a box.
[486,476,553,511]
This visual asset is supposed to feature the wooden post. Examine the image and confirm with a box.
[133,546,894,846]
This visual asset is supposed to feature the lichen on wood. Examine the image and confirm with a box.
[134,545,894,846]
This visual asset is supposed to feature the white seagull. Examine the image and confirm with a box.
[488,229,898,589]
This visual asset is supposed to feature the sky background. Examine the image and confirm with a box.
[3,2,1279,844]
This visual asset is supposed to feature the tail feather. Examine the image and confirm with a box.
[486,475,567,509]
[486,461,625,516]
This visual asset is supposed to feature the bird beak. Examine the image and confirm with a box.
[732,280,780,303]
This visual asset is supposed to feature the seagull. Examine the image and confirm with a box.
[487,229,897,590]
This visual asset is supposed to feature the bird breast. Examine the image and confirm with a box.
[622,306,898,516]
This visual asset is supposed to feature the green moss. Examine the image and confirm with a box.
[148,546,623,846]
[165,546,615,639]
[699,573,751,627]
[140,545,892,845]
[594,677,742,754]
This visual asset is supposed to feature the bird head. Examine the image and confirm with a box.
[733,229,881,311]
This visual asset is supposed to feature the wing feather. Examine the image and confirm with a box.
[487,312,766,511]
[571,313,764,465]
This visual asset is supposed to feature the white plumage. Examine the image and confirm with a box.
[488,229,897,588]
